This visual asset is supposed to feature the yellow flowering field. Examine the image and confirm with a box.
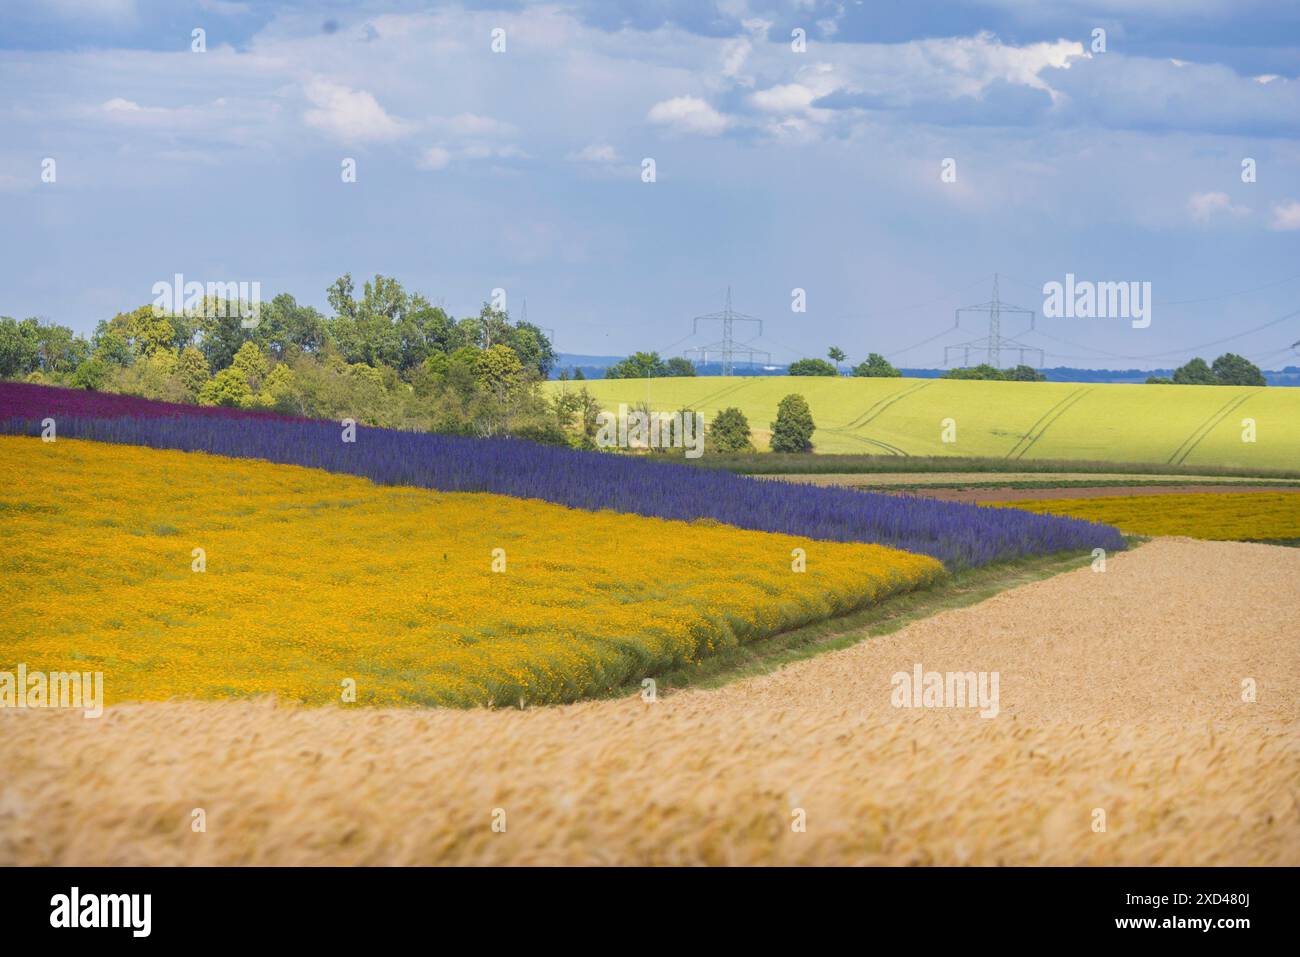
[0,436,943,707]
[989,492,1300,541]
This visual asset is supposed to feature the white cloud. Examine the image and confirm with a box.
[570,143,619,163]
[102,97,162,114]
[198,0,251,14]
[923,33,1085,101]
[720,38,751,81]
[1187,191,1248,221]
[417,146,451,170]
[43,0,134,19]
[302,79,407,143]
[646,95,730,135]
[750,83,818,113]
[459,143,527,160]
[1270,200,1300,231]
[93,97,218,132]
[416,142,525,169]
[428,113,516,138]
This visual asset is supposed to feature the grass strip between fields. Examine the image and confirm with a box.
[622,544,1136,697]
[871,479,1300,492]
[695,454,1300,479]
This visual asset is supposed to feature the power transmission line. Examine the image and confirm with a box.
[988,273,1300,363]
[832,274,992,323]
[1001,270,1300,307]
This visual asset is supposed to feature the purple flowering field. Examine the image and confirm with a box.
[1,382,1125,568]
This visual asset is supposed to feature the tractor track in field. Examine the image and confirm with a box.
[3,538,1296,866]
[817,381,935,456]
[823,431,909,456]
[835,380,935,431]
[1006,387,1094,460]
[680,376,762,411]
[619,376,760,417]
[1166,390,1261,466]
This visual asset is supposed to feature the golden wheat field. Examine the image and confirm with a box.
[2,537,1296,866]
[0,436,942,707]
[990,491,1300,540]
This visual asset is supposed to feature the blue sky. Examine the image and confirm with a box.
[2,0,1299,370]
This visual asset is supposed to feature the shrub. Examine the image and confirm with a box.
[852,353,901,377]
[788,358,838,377]
[708,406,754,453]
[771,393,815,452]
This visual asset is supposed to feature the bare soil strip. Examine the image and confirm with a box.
[1,539,1296,865]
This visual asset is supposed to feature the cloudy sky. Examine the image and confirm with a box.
[2,0,1299,370]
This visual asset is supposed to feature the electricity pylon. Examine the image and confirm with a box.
[683,288,771,375]
[943,273,1044,368]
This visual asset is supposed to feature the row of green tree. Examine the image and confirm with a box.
[1,274,574,441]
[702,397,815,453]
[1145,354,1266,386]
[788,347,1268,385]
[788,350,903,377]
[562,396,815,456]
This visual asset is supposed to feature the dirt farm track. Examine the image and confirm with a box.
[2,538,1297,866]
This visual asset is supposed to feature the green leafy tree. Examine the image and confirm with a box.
[852,353,901,377]
[707,406,754,453]
[195,301,249,373]
[664,356,697,377]
[230,341,270,393]
[552,386,602,449]
[166,312,198,352]
[326,273,405,368]
[176,347,210,400]
[477,344,525,400]
[828,346,846,372]
[254,294,328,361]
[1211,353,1266,386]
[604,351,668,379]
[93,329,134,367]
[92,306,173,360]
[1145,376,1173,385]
[943,364,1006,380]
[0,317,40,377]
[29,320,88,373]
[69,355,112,391]
[770,393,815,452]
[787,357,838,376]
[245,362,297,410]
[1007,364,1047,382]
[500,319,557,378]
[1172,357,1218,385]
[198,367,254,407]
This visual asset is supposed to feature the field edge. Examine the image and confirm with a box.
[617,545,1117,698]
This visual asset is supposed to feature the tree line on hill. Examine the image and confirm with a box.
[553,344,1270,386]
[1145,354,1267,386]
[791,346,1267,385]
[788,348,1046,380]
